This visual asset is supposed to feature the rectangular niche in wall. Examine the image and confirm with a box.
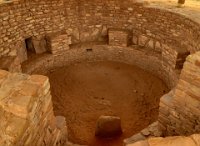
[25,37,36,57]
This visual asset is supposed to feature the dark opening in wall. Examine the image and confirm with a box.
[86,48,93,52]
[25,37,35,57]
[1,67,8,71]
[175,51,190,69]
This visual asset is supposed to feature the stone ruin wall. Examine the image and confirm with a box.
[0,0,200,87]
[0,70,67,146]
[22,43,177,89]
[64,0,200,53]
[0,0,200,145]
[124,52,200,145]
[159,52,200,136]
[1,51,200,146]
[1,0,200,59]
[0,0,66,61]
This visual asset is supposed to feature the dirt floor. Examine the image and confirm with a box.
[47,61,169,146]
[145,0,200,23]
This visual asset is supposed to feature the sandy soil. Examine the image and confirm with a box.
[47,61,169,146]
[144,0,200,23]
[146,0,200,8]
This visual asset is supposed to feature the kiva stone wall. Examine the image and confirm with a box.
[46,32,71,56]
[64,0,200,54]
[0,70,67,146]
[0,56,21,72]
[21,26,189,89]
[0,0,65,62]
[0,0,200,63]
[159,51,200,136]
[0,0,198,90]
[22,43,178,89]
[1,0,200,143]
[108,29,130,47]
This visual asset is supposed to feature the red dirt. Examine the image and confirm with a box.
[47,61,169,146]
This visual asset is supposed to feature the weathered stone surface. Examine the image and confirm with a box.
[124,133,146,145]
[0,56,21,72]
[132,35,138,45]
[159,52,200,136]
[67,141,88,146]
[22,43,178,89]
[33,38,47,54]
[124,122,162,145]
[0,0,200,145]
[0,70,67,146]
[127,134,200,146]
[127,140,149,146]
[155,41,162,53]
[138,35,149,47]
[17,43,28,63]
[95,116,122,138]
[46,33,70,56]
[109,29,129,47]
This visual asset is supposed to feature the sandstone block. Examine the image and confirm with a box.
[138,35,149,47]
[95,116,122,138]
[124,133,146,145]
[132,35,138,45]
[0,56,22,73]
[155,41,162,52]
[126,140,149,146]
[46,33,70,55]
[32,38,47,54]
[108,29,129,47]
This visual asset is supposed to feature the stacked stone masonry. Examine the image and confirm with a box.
[159,52,200,136]
[22,43,179,89]
[0,0,198,89]
[0,56,21,73]
[108,29,130,47]
[0,70,67,146]
[1,0,200,145]
[63,0,200,53]
[0,0,66,62]
[0,0,199,88]
[124,52,200,146]
[0,0,200,61]
[46,33,71,56]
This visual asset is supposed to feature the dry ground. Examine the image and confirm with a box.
[145,0,200,23]
[146,0,200,8]
[47,61,169,146]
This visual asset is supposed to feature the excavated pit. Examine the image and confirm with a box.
[47,61,169,146]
